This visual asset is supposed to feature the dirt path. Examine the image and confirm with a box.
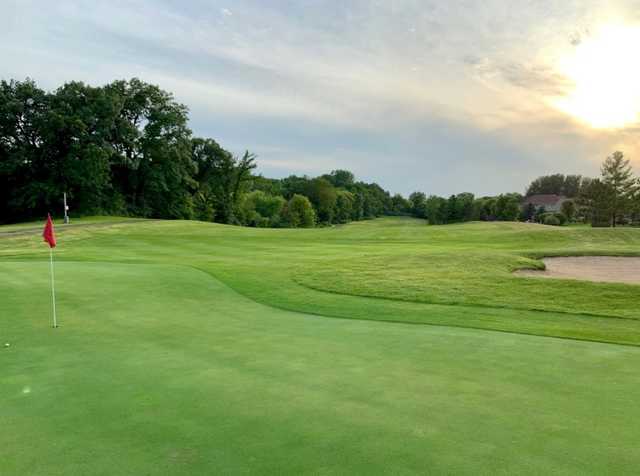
[515,256,640,285]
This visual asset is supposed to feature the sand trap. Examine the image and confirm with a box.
[515,256,640,285]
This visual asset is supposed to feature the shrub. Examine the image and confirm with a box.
[283,194,316,228]
[542,214,560,226]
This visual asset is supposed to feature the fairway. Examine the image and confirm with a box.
[2,218,640,474]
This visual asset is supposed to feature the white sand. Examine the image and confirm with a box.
[514,256,640,285]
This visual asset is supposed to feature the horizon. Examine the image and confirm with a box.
[2,1,640,196]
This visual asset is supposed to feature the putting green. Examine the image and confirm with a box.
[2,260,640,474]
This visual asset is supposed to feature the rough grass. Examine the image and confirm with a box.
[2,217,640,474]
[293,251,640,318]
[2,217,640,344]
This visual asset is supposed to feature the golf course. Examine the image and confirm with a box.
[2,217,640,474]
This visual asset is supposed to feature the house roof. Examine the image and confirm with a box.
[522,194,567,206]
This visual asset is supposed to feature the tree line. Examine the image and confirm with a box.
[521,153,640,227]
[2,78,639,228]
[404,153,640,227]
[0,78,394,227]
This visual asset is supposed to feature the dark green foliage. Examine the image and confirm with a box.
[601,151,636,227]
[474,197,497,221]
[521,202,536,221]
[305,177,337,224]
[240,191,286,227]
[335,190,355,223]
[1,78,199,222]
[9,78,637,232]
[389,193,410,216]
[1,77,399,228]
[456,193,475,221]
[408,192,427,218]
[495,193,522,221]
[575,153,638,227]
[105,78,196,219]
[579,178,614,227]
[323,169,354,189]
[539,212,566,226]
[560,199,576,222]
[281,175,311,200]
[527,156,638,228]
[248,176,284,196]
[283,194,316,227]
[418,192,519,225]
[526,174,584,197]
[192,139,256,224]
[0,79,54,222]
[425,195,448,224]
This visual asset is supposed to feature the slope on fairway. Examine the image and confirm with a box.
[3,217,640,344]
[2,260,640,475]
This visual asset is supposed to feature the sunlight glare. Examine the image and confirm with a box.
[554,24,640,129]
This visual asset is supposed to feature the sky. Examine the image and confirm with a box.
[2,0,640,196]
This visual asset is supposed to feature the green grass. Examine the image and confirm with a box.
[2,217,640,474]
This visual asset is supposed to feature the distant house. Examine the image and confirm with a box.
[522,194,568,213]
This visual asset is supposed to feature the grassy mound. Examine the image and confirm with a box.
[2,217,640,344]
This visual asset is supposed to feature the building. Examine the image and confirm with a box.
[522,194,568,213]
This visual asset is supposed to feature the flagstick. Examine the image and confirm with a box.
[49,247,57,328]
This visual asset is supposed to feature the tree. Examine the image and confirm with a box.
[425,195,448,224]
[334,190,355,223]
[560,199,576,222]
[408,192,427,218]
[192,137,256,224]
[40,81,117,215]
[283,194,316,228]
[305,177,337,224]
[632,178,640,225]
[240,190,285,227]
[578,178,614,227]
[563,175,583,198]
[0,79,49,222]
[495,194,521,221]
[521,202,536,222]
[525,174,583,197]
[324,169,354,189]
[281,175,311,199]
[601,151,636,226]
[473,197,497,221]
[106,78,196,218]
[390,194,410,215]
[456,193,475,221]
[0,77,412,228]
[446,195,459,222]
[249,176,283,196]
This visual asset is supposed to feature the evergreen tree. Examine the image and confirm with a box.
[601,151,636,226]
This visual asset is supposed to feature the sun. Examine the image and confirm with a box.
[553,24,640,129]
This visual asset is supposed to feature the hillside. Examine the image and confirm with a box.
[4,216,639,344]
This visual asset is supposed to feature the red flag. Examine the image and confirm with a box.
[43,214,56,248]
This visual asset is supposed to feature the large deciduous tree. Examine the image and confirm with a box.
[305,177,337,224]
[283,194,316,228]
[0,79,48,222]
[525,174,584,197]
[192,137,256,224]
[106,79,196,218]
